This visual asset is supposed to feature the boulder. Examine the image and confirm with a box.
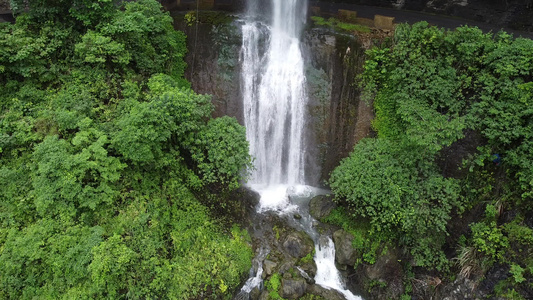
[309,195,337,220]
[295,267,315,285]
[281,278,307,299]
[298,259,317,279]
[283,231,314,259]
[332,229,357,266]
[364,249,404,300]
[249,287,261,300]
[258,291,269,300]
[306,284,347,300]
[263,260,277,276]
[365,250,401,281]
[437,276,478,300]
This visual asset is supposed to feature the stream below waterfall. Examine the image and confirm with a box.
[236,0,362,299]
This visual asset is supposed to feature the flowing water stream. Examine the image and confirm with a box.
[238,0,361,299]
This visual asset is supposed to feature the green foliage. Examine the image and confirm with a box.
[75,30,131,65]
[329,138,460,269]
[0,1,253,299]
[32,131,125,216]
[343,22,533,282]
[89,234,138,298]
[363,22,533,198]
[266,273,285,300]
[184,11,233,27]
[0,19,72,80]
[494,281,527,300]
[299,251,315,265]
[510,264,526,284]
[470,221,509,261]
[311,16,371,33]
[112,78,212,164]
[10,0,117,26]
[190,116,253,191]
[299,295,326,300]
[368,279,387,291]
[0,219,104,299]
[184,11,197,26]
[504,220,533,245]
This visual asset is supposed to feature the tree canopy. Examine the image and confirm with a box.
[0,1,253,298]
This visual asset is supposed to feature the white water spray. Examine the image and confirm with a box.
[239,0,361,299]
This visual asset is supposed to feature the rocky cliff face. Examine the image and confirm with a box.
[173,13,245,122]
[303,28,374,183]
[174,13,375,185]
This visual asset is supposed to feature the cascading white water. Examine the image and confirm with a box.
[315,237,361,300]
[242,0,307,186]
[240,0,361,299]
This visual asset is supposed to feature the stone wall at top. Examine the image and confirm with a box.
[162,0,533,33]
[312,0,533,32]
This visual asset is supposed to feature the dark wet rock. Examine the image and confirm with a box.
[298,259,318,279]
[332,229,357,266]
[365,250,401,280]
[435,276,479,300]
[525,211,533,228]
[306,284,346,300]
[222,186,260,228]
[281,278,307,299]
[278,259,299,275]
[478,263,510,296]
[293,213,302,220]
[309,194,337,220]
[249,287,261,300]
[283,231,314,259]
[263,260,277,277]
[304,28,371,184]
[295,266,316,285]
[231,186,260,207]
[363,249,404,300]
[258,291,269,300]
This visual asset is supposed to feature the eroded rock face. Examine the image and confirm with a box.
[174,15,245,123]
[263,260,278,277]
[298,258,318,279]
[306,284,347,300]
[304,28,374,183]
[309,194,337,220]
[0,0,9,11]
[435,276,478,300]
[363,250,404,300]
[281,278,307,299]
[333,229,358,266]
[283,231,315,259]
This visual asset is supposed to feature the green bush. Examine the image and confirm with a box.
[329,138,460,270]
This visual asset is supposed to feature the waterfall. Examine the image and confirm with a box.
[239,0,361,299]
[242,0,307,186]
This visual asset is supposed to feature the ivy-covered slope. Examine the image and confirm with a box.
[0,0,253,298]
[328,22,533,298]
